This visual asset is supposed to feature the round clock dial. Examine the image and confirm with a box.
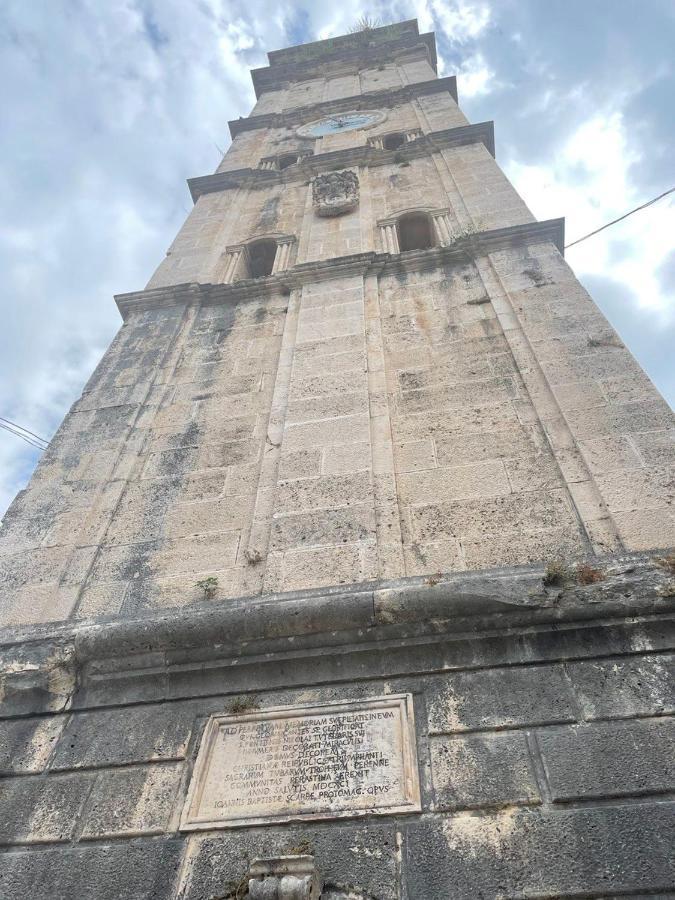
[297,110,386,138]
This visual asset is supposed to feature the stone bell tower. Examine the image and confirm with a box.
[0,20,673,900]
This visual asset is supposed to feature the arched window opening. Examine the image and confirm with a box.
[247,239,277,278]
[397,213,435,252]
[383,132,405,151]
[278,153,298,170]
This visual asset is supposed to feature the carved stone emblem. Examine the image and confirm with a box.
[312,170,359,217]
[248,856,322,899]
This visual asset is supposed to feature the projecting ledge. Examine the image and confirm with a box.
[251,28,439,98]
[188,121,496,202]
[0,552,672,716]
[113,218,565,319]
[1,552,672,672]
[229,75,456,137]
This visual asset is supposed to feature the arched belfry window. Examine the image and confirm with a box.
[259,151,312,171]
[367,128,422,151]
[378,209,452,255]
[247,239,278,278]
[219,235,296,283]
[383,132,405,151]
[397,213,435,252]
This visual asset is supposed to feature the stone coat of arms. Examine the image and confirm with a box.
[312,170,359,217]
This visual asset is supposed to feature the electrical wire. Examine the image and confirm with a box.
[1,186,673,453]
[565,186,675,249]
[0,422,48,450]
[0,424,46,451]
[0,419,49,451]
[0,416,48,445]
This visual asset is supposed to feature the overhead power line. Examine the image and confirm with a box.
[1,189,673,453]
[0,417,49,451]
[565,186,675,249]
[0,422,48,450]
[0,423,47,451]
[0,416,48,445]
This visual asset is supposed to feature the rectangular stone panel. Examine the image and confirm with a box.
[0,773,95,844]
[430,732,540,810]
[567,653,674,719]
[426,665,576,733]
[0,838,184,900]
[82,763,184,838]
[181,694,420,830]
[404,802,675,898]
[51,704,194,770]
[537,718,675,801]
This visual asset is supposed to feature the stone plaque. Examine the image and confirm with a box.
[181,694,420,830]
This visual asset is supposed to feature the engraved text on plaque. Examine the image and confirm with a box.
[181,694,420,829]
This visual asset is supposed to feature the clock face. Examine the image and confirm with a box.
[297,110,385,138]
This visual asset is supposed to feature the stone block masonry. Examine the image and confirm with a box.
[2,237,673,622]
[0,15,674,899]
[0,558,674,898]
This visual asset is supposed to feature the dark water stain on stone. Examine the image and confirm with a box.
[257,195,280,230]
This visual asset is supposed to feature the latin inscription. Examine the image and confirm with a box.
[181,695,420,829]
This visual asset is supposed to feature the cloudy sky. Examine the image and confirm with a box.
[1,0,674,516]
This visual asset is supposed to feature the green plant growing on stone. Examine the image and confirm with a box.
[448,221,485,254]
[452,222,480,240]
[349,15,382,32]
[219,869,250,900]
[542,559,571,588]
[425,572,442,586]
[654,554,675,597]
[228,696,259,714]
[195,576,219,600]
[523,267,551,287]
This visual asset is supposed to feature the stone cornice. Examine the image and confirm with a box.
[266,19,420,67]
[378,218,566,276]
[229,76,458,138]
[0,552,672,689]
[114,218,565,320]
[252,32,437,98]
[189,121,494,202]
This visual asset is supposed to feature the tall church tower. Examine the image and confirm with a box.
[1,21,673,900]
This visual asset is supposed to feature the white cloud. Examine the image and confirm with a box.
[455,52,494,97]
[0,0,673,520]
[507,110,675,325]
[430,0,490,42]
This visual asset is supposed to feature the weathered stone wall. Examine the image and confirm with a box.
[152,140,526,289]
[2,235,673,624]
[380,258,586,573]
[0,563,673,898]
[215,94,467,176]
[489,240,675,550]
[1,18,674,898]
[250,55,440,116]
[0,292,288,625]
